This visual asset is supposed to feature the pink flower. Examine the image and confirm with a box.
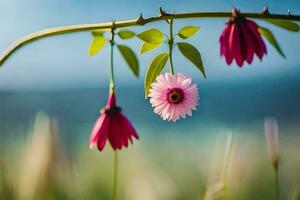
[90,90,139,151]
[148,73,199,122]
[220,8,267,67]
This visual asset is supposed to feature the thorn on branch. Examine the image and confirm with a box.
[137,13,145,25]
[159,6,171,17]
[262,6,270,15]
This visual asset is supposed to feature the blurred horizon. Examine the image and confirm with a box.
[1,69,299,143]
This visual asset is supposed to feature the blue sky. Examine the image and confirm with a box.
[0,0,299,89]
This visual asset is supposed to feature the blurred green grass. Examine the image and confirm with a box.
[1,112,300,200]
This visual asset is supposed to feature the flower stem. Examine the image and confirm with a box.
[275,167,280,200]
[111,150,118,200]
[109,27,115,91]
[168,17,175,75]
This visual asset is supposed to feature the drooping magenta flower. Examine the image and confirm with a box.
[220,8,267,67]
[89,90,139,151]
[148,73,199,122]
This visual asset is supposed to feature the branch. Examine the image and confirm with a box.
[0,10,300,66]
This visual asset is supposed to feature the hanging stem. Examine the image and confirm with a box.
[168,17,175,75]
[109,26,115,91]
[110,24,118,200]
[111,150,118,200]
[1,10,300,66]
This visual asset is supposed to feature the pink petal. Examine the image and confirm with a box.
[108,115,122,150]
[220,23,231,56]
[229,23,244,67]
[239,25,248,62]
[246,20,267,60]
[120,113,139,144]
[96,114,110,151]
[220,23,233,65]
[89,114,106,146]
[240,24,254,64]
[117,114,129,148]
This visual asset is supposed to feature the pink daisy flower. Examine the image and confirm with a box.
[220,8,267,67]
[148,73,199,122]
[90,90,139,151]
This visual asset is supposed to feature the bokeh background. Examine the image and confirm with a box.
[0,0,300,199]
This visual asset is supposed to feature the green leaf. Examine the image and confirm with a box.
[258,27,286,58]
[117,30,136,39]
[178,26,200,39]
[137,29,164,44]
[177,42,206,78]
[140,42,161,54]
[265,19,299,32]
[91,30,105,37]
[144,53,169,98]
[89,36,106,56]
[117,45,139,77]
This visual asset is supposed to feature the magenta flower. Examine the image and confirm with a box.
[89,90,139,151]
[220,8,267,67]
[148,73,199,122]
